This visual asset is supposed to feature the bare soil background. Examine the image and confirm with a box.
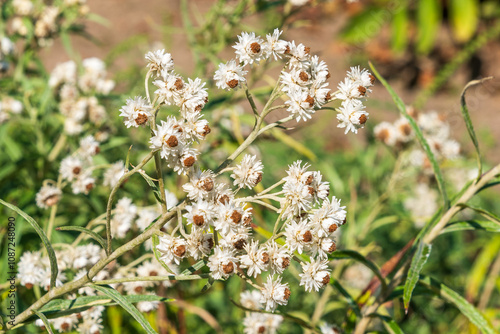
[41,0,500,164]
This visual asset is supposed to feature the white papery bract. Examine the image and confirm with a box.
[310,196,347,238]
[35,184,62,209]
[243,312,283,334]
[184,200,217,230]
[119,96,153,128]
[336,99,369,134]
[239,241,269,278]
[233,32,266,65]
[182,169,216,201]
[207,246,238,280]
[145,49,174,77]
[284,219,314,254]
[103,160,127,188]
[240,290,264,310]
[186,229,214,260]
[231,154,264,189]
[156,234,188,265]
[111,197,137,238]
[260,276,291,311]
[299,258,331,292]
[214,59,247,90]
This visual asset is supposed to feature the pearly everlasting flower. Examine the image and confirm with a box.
[150,117,184,159]
[79,135,100,157]
[320,323,342,334]
[137,300,159,313]
[299,258,331,292]
[214,201,247,235]
[310,236,337,259]
[266,241,291,275]
[186,229,214,260]
[182,169,216,201]
[156,235,188,265]
[239,241,269,278]
[404,183,438,228]
[310,197,347,237]
[240,290,264,310]
[153,73,184,106]
[284,219,314,254]
[60,156,84,181]
[263,29,287,60]
[394,117,413,143]
[285,41,311,69]
[284,85,316,122]
[71,171,95,195]
[231,154,263,189]
[111,197,137,238]
[207,246,238,280]
[260,276,290,312]
[177,77,208,115]
[335,78,367,101]
[336,99,369,134]
[119,96,153,128]
[233,32,266,65]
[36,184,62,209]
[184,200,217,230]
[77,316,104,334]
[145,49,174,76]
[214,59,247,90]
[347,66,375,89]
[103,160,127,188]
[165,189,179,210]
[182,111,211,142]
[374,121,399,147]
[49,61,77,88]
[73,244,102,269]
[52,315,79,332]
[243,312,283,334]
[17,251,44,288]
[136,209,160,231]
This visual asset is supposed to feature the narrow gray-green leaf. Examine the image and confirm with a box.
[460,77,492,180]
[403,241,432,312]
[138,169,163,204]
[369,63,449,210]
[372,314,405,334]
[457,203,500,224]
[331,250,387,293]
[56,226,107,250]
[33,310,54,334]
[0,199,58,289]
[331,278,361,317]
[90,284,157,334]
[181,259,207,275]
[201,276,215,293]
[419,277,496,334]
[441,220,500,235]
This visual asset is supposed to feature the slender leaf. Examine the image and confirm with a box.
[331,278,361,317]
[370,63,449,210]
[331,250,387,292]
[56,226,107,250]
[180,259,208,275]
[372,314,405,334]
[449,0,479,42]
[460,78,492,180]
[441,220,500,235]
[390,4,409,53]
[416,0,441,54]
[33,310,54,334]
[419,277,496,334]
[403,241,432,312]
[90,284,157,334]
[138,169,162,204]
[0,199,58,289]
[457,203,500,224]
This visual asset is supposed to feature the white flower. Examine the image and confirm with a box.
[186,229,214,260]
[299,259,331,292]
[335,78,367,101]
[243,312,283,334]
[111,197,137,238]
[233,32,266,65]
[12,0,34,16]
[136,209,160,231]
[145,49,174,76]
[77,316,104,334]
[165,189,179,210]
[176,77,208,115]
[71,171,95,195]
[310,236,337,259]
[73,244,102,269]
[49,61,77,88]
[182,111,211,142]
[137,300,159,313]
[284,85,316,122]
[320,323,341,334]
[284,219,314,254]
[207,246,237,280]
[184,200,217,230]
[394,117,413,143]
[347,66,375,89]
[240,290,263,310]
[263,29,287,60]
[35,184,62,209]
[214,202,247,235]
[17,251,44,288]
[374,121,399,146]
[119,96,153,128]
[285,41,311,69]
[182,169,216,201]
[156,235,187,265]
[103,160,127,188]
[60,156,84,181]
[231,154,264,189]
[239,241,269,278]
[52,315,79,332]
[260,276,290,312]
[79,135,100,157]
[309,55,330,84]
[150,117,184,159]
[214,59,247,90]
[404,183,438,228]
[153,72,184,106]
[336,99,368,134]
[266,241,291,275]
[310,197,347,237]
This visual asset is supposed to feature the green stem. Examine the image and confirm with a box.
[93,274,210,285]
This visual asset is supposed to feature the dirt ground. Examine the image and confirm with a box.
[41,0,500,165]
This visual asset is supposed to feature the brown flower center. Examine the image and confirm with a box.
[73,167,81,175]
[254,173,263,185]
[134,286,143,293]
[328,224,338,233]
[400,123,412,136]
[207,238,214,249]
[218,194,230,205]
[328,243,337,253]
[261,252,270,264]
[61,323,70,331]
[233,239,246,250]
[302,230,312,243]
[359,114,367,125]
[166,135,178,147]
[183,156,196,167]
[250,42,261,54]
[377,128,389,143]
[304,46,311,54]
[304,95,315,107]
[85,183,94,192]
[45,194,59,207]
[305,174,314,185]
[284,45,290,54]
[135,113,148,125]
[174,78,184,90]
[200,178,214,192]
[258,326,266,334]
[369,74,376,85]
[201,125,211,136]
[322,273,331,285]
[150,270,158,276]
[284,287,291,300]
[243,215,252,226]
[357,86,367,96]
[193,215,205,226]
[226,79,239,89]
[281,257,290,268]
[174,245,186,257]
[222,262,234,274]
[299,71,309,82]
[230,210,242,224]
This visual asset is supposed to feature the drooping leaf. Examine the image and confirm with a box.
[403,241,432,312]
[90,284,157,334]
[331,278,361,317]
[56,226,107,251]
[33,310,54,334]
[0,199,58,289]
[440,220,500,235]
[372,314,405,334]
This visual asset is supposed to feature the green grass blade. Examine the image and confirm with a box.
[419,277,497,334]
[32,310,54,334]
[90,284,157,334]
[56,226,107,251]
[441,220,500,235]
[369,62,449,210]
[403,241,432,313]
[0,199,59,289]
[372,314,405,334]
[460,77,493,180]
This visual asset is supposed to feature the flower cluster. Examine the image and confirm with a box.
[0,96,23,124]
[50,58,115,136]
[8,0,89,47]
[240,290,283,334]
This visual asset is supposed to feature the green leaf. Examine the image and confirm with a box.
[138,169,163,204]
[419,277,496,334]
[416,0,441,54]
[0,199,59,289]
[391,4,409,53]
[369,62,449,210]
[440,220,500,235]
[33,310,54,334]
[457,203,500,224]
[460,78,492,180]
[372,314,405,334]
[331,250,387,293]
[180,259,208,275]
[331,278,361,317]
[403,241,432,312]
[449,0,479,42]
[56,226,107,250]
[90,284,157,334]
[341,7,386,45]
[201,276,215,292]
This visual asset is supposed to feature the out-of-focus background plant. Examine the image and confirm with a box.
[1,0,500,333]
